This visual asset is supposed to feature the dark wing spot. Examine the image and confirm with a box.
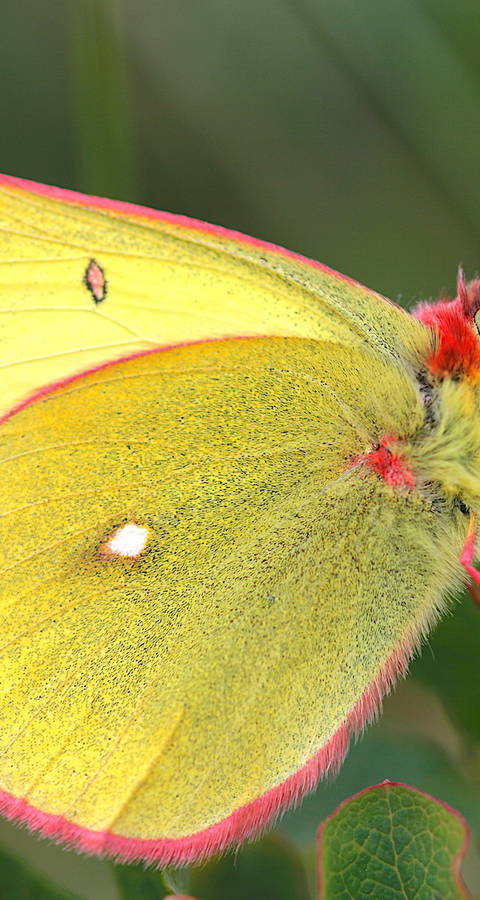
[84,259,107,304]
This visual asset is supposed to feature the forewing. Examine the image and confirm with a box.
[0,174,428,418]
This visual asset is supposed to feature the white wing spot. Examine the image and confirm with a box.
[102,522,151,558]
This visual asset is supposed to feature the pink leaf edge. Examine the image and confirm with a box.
[0,632,417,866]
[316,781,471,900]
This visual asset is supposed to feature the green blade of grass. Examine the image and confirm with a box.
[68,0,138,199]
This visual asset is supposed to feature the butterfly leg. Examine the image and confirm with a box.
[460,515,480,605]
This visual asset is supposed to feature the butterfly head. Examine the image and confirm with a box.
[413,268,480,380]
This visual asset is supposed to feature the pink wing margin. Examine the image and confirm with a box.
[0,633,418,864]
[0,172,391,300]
[0,173,411,864]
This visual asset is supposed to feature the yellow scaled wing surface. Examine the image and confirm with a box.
[0,176,466,864]
[0,174,425,417]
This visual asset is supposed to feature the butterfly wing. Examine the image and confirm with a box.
[0,174,426,420]
[0,333,465,863]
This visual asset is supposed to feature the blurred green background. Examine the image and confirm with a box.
[1,0,480,897]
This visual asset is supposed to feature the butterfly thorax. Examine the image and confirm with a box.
[411,378,480,507]
[411,273,480,510]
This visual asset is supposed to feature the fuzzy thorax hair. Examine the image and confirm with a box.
[411,271,480,509]
[414,269,480,379]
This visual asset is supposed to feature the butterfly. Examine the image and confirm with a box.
[0,173,477,865]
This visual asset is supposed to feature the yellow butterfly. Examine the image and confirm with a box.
[0,174,477,864]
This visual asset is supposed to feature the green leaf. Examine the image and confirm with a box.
[115,834,310,900]
[317,781,471,899]
[161,868,192,895]
[189,833,311,900]
[114,862,169,899]
[280,723,480,847]
[115,860,197,899]
[0,844,81,900]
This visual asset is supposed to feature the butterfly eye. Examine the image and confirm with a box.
[474,309,480,337]
[100,521,151,558]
